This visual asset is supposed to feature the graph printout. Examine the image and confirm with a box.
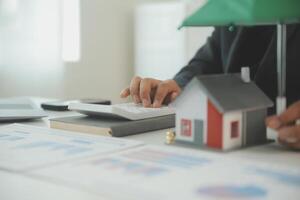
[0,124,142,171]
[32,145,300,200]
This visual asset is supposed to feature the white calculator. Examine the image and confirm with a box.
[68,102,175,120]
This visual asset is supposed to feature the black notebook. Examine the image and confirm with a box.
[50,115,175,137]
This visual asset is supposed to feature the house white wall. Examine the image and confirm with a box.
[222,111,243,150]
[173,81,207,143]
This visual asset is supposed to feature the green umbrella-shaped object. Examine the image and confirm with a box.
[180,0,300,114]
[180,0,300,27]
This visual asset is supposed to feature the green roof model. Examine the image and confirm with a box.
[180,0,300,28]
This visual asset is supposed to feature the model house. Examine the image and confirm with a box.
[172,72,273,151]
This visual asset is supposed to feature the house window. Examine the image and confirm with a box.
[181,119,192,137]
[231,121,239,138]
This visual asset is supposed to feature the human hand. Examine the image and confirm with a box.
[120,76,181,108]
[266,101,300,149]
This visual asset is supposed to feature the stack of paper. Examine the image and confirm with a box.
[31,145,300,200]
[0,124,299,199]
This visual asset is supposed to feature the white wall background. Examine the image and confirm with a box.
[0,0,212,103]
[0,0,64,97]
[134,0,212,80]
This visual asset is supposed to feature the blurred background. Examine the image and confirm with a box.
[0,0,212,103]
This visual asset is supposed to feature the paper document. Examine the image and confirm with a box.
[31,145,300,200]
[0,124,142,172]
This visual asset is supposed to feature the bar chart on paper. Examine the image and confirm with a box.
[121,148,211,169]
[30,145,215,199]
[30,145,300,200]
[0,124,142,171]
[86,146,212,177]
[33,145,213,179]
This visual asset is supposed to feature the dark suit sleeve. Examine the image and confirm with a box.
[173,28,223,88]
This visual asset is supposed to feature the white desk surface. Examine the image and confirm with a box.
[1,98,300,200]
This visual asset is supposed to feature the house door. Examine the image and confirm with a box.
[194,119,204,145]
